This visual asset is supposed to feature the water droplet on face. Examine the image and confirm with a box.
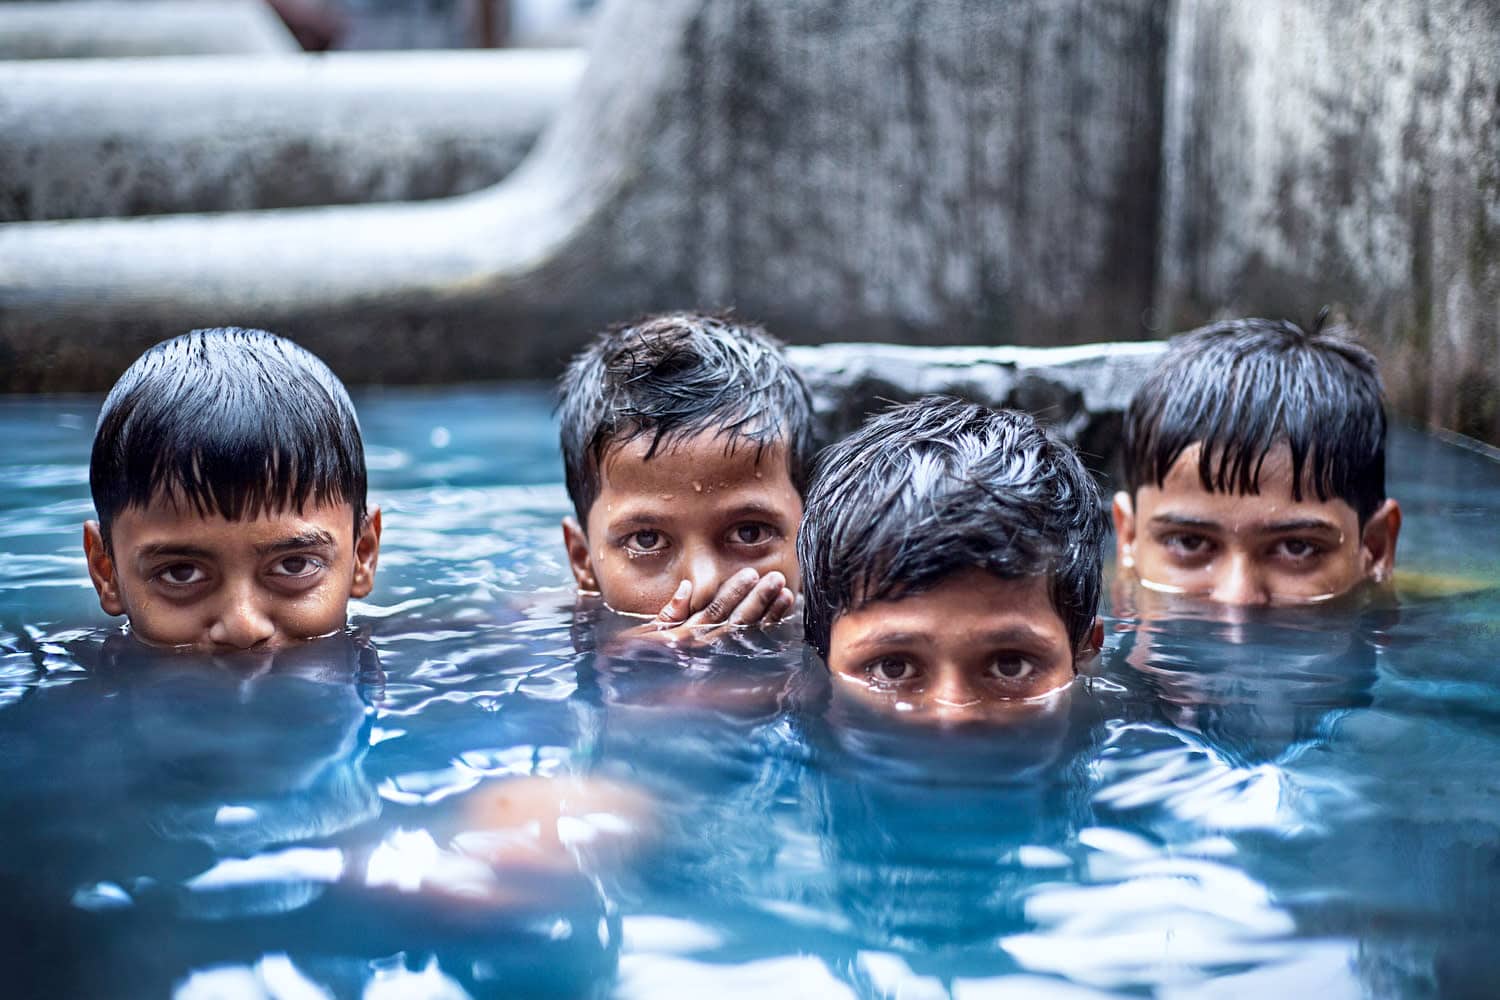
[692,481,703,492]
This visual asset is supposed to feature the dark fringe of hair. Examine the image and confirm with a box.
[557,311,815,522]
[799,396,1105,659]
[1122,317,1387,523]
[91,328,367,544]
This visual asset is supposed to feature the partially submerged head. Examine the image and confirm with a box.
[84,328,381,651]
[558,312,813,617]
[1115,317,1400,606]
[799,397,1106,724]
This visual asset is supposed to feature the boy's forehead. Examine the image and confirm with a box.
[111,494,356,547]
[835,570,1069,643]
[598,428,791,485]
[1147,442,1359,521]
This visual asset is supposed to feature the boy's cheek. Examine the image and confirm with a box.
[590,560,676,617]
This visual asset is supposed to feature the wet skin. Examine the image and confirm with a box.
[1113,443,1400,607]
[826,568,1098,725]
[83,499,381,652]
[562,430,800,628]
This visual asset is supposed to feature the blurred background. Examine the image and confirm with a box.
[1,0,1497,445]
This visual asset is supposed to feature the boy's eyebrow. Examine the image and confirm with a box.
[256,529,338,555]
[1147,513,1222,531]
[722,501,792,523]
[605,512,665,529]
[1256,517,1344,535]
[1148,513,1343,534]
[841,625,1052,651]
[136,542,215,561]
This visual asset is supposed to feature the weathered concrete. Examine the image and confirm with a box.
[1157,0,1500,442]
[0,0,1168,390]
[0,2,297,60]
[0,51,585,221]
[790,341,1167,468]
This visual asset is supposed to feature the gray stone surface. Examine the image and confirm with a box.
[0,2,297,59]
[790,341,1167,470]
[0,0,1168,390]
[1157,0,1500,442]
[0,50,585,221]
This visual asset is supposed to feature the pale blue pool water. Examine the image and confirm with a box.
[2,386,1499,999]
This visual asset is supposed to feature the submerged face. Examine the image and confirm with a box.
[825,568,1081,724]
[563,430,802,617]
[84,497,381,652]
[1114,443,1399,606]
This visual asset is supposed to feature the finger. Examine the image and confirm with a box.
[690,568,760,625]
[727,571,786,626]
[654,580,693,627]
[766,588,796,624]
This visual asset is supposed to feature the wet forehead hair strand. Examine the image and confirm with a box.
[1122,317,1387,524]
[799,396,1105,658]
[90,327,367,545]
[558,311,814,522]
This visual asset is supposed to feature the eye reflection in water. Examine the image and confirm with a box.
[1109,579,1384,767]
[96,631,385,857]
[799,661,1108,951]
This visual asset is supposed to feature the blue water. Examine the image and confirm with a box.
[3,385,1500,999]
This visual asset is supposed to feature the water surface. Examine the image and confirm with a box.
[2,386,1499,998]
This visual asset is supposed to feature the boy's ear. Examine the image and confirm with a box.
[350,507,383,599]
[83,521,125,617]
[1360,498,1401,584]
[1111,491,1137,568]
[562,517,598,592]
[1077,616,1105,663]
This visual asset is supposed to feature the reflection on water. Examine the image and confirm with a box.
[2,387,1500,998]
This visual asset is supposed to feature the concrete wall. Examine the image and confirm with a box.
[0,51,585,220]
[0,0,1170,391]
[1158,0,1500,441]
[0,2,297,59]
[2,0,1498,446]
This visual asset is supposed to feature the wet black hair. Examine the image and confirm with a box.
[1122,317,1387,524]
[90,327,367,546]
[558,311,815,523]
[799,396,1106,659]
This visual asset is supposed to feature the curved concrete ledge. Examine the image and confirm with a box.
[791,341,1166,467]
[0,0,1168,390]
[0,50,586,221]
[0,1,297,59]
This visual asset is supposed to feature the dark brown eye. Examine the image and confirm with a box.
[628,530,665,552]
[732,523,773,545]
[1163,533,1212,557]
[868,658,917,684]
[159,563,206,586]
[268,555,322,578]
[1277,538,1320,560]
[989,656,1034,681]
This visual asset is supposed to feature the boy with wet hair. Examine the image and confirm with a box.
[559,312,812,635]
[1113,317,1400,606]
[84,327,382,651]
[799,396,1106,723]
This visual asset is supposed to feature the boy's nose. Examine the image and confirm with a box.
[926,668,982,720]
[683,547,731,613]
[207,585,277,650]
[1211,553,1270,607]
